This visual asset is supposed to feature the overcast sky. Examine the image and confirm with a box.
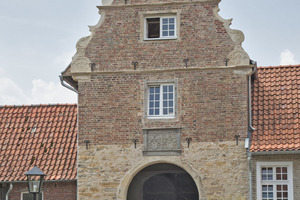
[0,0,299,105]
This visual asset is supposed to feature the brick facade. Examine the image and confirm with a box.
[65,0,253,199]
[4,181,76,200]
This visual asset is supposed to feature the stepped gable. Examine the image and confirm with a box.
[251,64,300,152]
[0,104,77,182]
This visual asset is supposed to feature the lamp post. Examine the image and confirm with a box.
[24,166,46,200]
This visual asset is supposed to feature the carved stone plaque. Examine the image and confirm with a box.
[143,128,181,156]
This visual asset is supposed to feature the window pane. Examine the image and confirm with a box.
[276,167,281,173]
[149,109,154,115]
[276,174,281,180]
[150,87,154,93]
[268,174,273,180]
[162,18,168,24]
[169,18,174,23]
[155,94,160,100]
[149,102,154,108]
[150,94,154,100]
[163,101,167,107]
[262,174,267,180]
[268,185,273,190]
[277,192,282,197]
[169,25,174,30]
[169,108,173,114]
[169,93,173,99]
[262,168,267,174]
[283,185,288,190]
[163,86,168,92]
[155,109,159,115]
[169,101,173,107]
[163,93,167,100]
[282,167,287,173]
[155,102,159,107]
[169,85,173,92]
[155,87,160,93]
[277,185,281,190]
[268,167,273,173]
[163,108,167,115]
[268,192,273,198]
[163,25,168,30]
[169,31,174,36]
[147,18,160,38]
[262,185,268,191]
[262,192,267,198]
[162,31,168,36]
[282,174,287,180]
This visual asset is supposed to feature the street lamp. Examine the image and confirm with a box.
[24,166,46,200]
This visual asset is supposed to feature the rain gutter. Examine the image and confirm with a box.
[247,61,257,200]
[5,183,13,200]
[59,75,78,94]
[248,150,300,156]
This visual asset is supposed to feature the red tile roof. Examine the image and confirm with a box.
[251,64,300,152]
[0,104,77,182]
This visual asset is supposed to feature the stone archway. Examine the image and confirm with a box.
[117,157,205,200]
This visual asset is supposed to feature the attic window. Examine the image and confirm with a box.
[145,16,176,40]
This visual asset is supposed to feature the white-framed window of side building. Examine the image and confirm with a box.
[256,162,293,200]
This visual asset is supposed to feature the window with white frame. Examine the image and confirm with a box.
[148,84,175,118]
[22,192,43,200]
[256,162,293,200]
[144,16,176,40]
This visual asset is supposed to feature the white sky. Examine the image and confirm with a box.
[0,0,299,105]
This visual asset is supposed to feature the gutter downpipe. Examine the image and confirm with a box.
[5,183,13,200]
[59,75,78,94]
[247,62,257,200]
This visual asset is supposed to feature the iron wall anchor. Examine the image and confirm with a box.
[131,61,138,70]
[183,58,189,68]
[186,138,192,148]
[89,63,95,71]
[234,135,240,146]
[132,139,139,149]
[84,140,90,149]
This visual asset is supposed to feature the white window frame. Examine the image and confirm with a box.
[144,16,177,40]
[256,162,293,200]
[21,192,43,200]
[147,83,175,119]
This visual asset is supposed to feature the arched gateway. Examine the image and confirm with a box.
[127,163,199,200]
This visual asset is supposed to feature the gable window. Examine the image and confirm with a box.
[145,16,176,40]
[256,162,293,200]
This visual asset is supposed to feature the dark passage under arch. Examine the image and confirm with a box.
[127,163,199,200]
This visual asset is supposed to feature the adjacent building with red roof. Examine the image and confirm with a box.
[249,64,300,200]
[0,104,77,200]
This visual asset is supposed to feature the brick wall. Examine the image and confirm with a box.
[86,3,235,72]
[78,69,248,146]
[6,181,76,200]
